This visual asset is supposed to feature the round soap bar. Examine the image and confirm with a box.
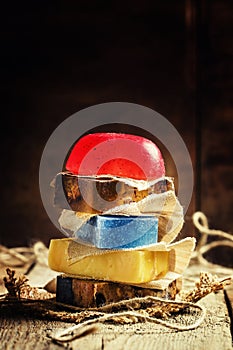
[65,133,165,180]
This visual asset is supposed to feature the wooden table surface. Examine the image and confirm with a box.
[0,262,232,350]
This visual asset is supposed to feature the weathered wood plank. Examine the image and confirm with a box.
[225,284,233,316]
[225,283,233,344]
[0,290,231,350]
[0,318,65,350]
[68,291,232,350]
[0,264,232,350]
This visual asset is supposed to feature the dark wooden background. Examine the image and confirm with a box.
[1,1,232,252]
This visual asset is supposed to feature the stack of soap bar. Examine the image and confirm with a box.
[75,215,158,249]
[49,132,179,306]
[48,238,169,284]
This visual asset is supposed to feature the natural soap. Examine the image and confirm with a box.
[75,215,158,249]
[65,133,165,180]
[53,173,169,213]
[48,238,169,284]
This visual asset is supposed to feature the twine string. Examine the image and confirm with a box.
[192,211,233,270]
[0,245,34,266]
[0,242,48,267]
[0,211,232,342]
[51,298,206,342]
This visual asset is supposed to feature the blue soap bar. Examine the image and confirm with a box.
[74,215,158,249]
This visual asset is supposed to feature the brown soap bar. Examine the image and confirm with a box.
[53,172,170,213]
[56,275,179,308]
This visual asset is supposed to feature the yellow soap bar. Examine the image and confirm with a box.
[48,238,169,284]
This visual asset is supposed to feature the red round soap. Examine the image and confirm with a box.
[65,133,165,180]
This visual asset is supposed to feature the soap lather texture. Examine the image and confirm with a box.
[75,215,158,249]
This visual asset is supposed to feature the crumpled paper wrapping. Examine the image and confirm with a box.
[62,236,195,290]
[52,173,173,213]
[53,174,195,290]
[59,186,184,244]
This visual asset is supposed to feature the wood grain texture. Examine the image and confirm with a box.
[0,263,232,350]
[0,290,231,350]
[199,0,233,236]
[0,0,196,247]
[225,283,233,344]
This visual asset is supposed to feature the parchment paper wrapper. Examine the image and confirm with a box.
[52,173,174,213]
[63,236,195,290]
[59,188,184,244]
[51,173,194,290]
